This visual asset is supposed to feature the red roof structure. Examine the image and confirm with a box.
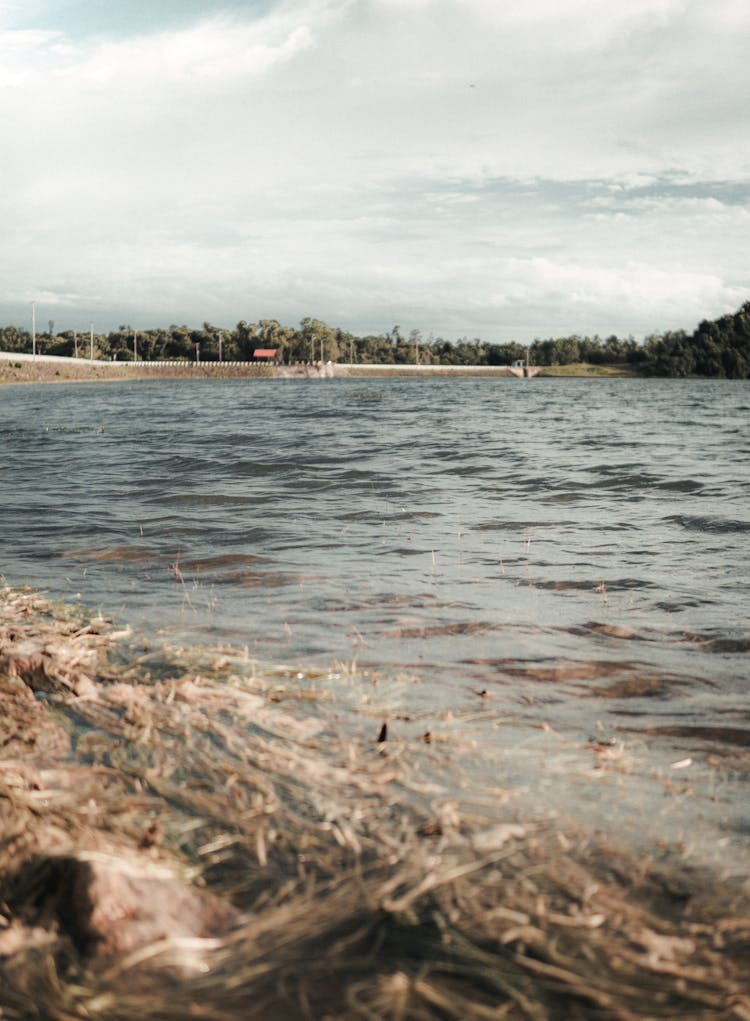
[253,349,277,359]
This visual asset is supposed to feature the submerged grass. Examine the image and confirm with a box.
[0,586,748,1020]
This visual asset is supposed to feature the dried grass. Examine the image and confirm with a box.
[1,586,748,1020]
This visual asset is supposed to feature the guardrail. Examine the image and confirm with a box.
[0,352,256,367]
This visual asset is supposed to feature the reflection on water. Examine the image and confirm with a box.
[2,376,749,860]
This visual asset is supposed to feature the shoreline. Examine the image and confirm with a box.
[1,585,748,1018]
[0,355,638,386]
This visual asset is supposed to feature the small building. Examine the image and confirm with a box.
[253,348,278,362]
[512,359,525,368]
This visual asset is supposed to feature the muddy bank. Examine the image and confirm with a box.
[0,357,639,386]
[0,360,279,385]
[0,586,748,1019]
[0,358,357,385]
[0,358,620,386]
[0,359,513,385]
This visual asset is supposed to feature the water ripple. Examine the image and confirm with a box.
[1,376,748,765]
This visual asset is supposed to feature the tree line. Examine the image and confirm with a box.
[636,302,750,378]
[1,303,748,377]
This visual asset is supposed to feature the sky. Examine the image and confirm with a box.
[1,0,749,343]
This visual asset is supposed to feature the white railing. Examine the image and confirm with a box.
[0,352,256,367]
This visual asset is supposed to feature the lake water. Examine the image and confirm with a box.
[2,376,749,863]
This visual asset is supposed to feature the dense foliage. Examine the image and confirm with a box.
[636,301,750,378]
[1,302,748,376]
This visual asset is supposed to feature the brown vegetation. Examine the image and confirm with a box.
[1,587,748,1019]
[0,361,277,386]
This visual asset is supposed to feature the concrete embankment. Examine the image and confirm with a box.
[0,354,524,384]
[0,353,275,385]
[2,351,635,384]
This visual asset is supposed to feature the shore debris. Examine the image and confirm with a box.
[1,585,749,1019]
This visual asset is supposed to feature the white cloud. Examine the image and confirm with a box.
[78,17,316,86]
[0,0,748,339]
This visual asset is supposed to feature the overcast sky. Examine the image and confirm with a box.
[1,0,748,342]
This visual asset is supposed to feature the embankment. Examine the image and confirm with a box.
[1,353,636,384]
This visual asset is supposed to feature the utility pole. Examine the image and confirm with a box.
[133,330,138,361]
[73,331,78,358]
[90,323,94,361]
[31,301,36,357]
[218,332,223,362]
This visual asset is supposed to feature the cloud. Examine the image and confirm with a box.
[0,0,748,339]
[79,17,316,86]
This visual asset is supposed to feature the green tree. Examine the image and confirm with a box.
[234,321,258,360]
[0,325,30,353]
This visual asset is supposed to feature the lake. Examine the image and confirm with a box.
[2,376,749,864]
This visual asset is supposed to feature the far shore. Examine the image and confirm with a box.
[0,354,636,386]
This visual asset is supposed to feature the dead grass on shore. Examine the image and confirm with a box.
[1,586,748,1020]
[0,361,281,386]
[536,364,637,378]
[345,367,516,378]
[1,359,642,385]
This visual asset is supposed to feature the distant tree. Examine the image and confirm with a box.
[50,331,77,357]
[640,302,750,378]
[336,328,357,364]
[233,321,256,360]
[485,342,527,365]
[0,325,29,353]
[3,301,746,376]
[165,325,192,359]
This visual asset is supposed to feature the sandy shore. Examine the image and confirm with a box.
[1,585,748,1019]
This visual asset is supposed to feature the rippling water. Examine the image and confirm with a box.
[2,377,749,855]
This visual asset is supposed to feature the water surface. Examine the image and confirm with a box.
[2,377,749,862]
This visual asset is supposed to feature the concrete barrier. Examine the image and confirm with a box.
[0,352,538,376]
